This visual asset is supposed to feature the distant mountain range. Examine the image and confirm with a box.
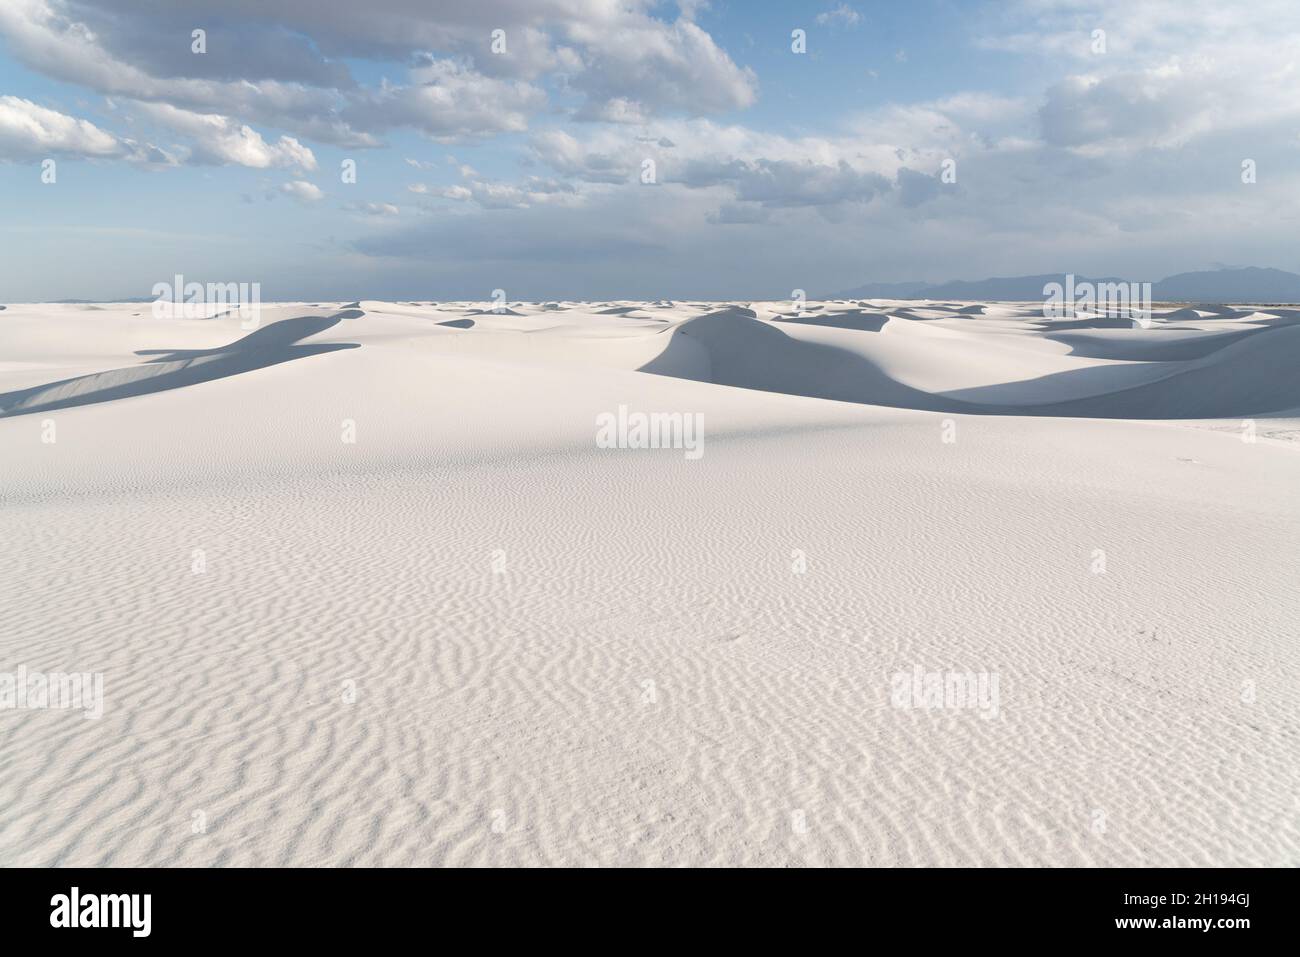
[47,297,156,304]
[836,267,1300,303]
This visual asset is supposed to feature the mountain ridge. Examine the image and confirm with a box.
[836,267,1300,303]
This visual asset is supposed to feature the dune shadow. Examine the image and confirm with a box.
[1044,324,1270,361]
[641,307,986,414]
[638,306,1300,420]
[774,310,890,332]
[0,310,360,419]
[133,311,362,361]
[1029,316,1139,331]
[954,322,1300,418]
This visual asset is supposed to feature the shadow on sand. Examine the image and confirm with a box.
[639,306,1300,420]
[0,310,362,419]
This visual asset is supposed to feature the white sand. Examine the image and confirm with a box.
[1,299,1297,866]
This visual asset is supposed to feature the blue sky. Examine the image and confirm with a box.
[2,0,1298,300]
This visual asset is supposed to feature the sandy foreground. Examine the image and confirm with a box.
[1,298,1297,867]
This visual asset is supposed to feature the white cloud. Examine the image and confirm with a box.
[0,0,758,158]
[347,201,400,216]
[0,94,172,163]
[0,94,122,158]
[816,5,862,28]
[1036,58,1300,155]
[344,60,545,140]
[530,129,637,183]
[131,102,318,169]
[426,176,577,210]
[896,167,943,208]
[523,109,991,210]
[680,157,891,208]
[0,0,369,145]
[564,16,757,118]
[280,179,323,202]
[978,0,1300,154]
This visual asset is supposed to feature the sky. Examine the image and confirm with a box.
[1,0,1299,301]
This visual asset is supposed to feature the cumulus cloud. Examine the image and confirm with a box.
[347,201,400,216]
[714,159,890,208]
[981,0,1300,155]
[1036,59,1297,155]
[0,94,170,162]
[563,16,757,119]
[528,119,921,210]
[423,174,578,210]
[0,0,758,156]
[816,5,862,28]
[343,60,546,140]
[895,167,944,208]
[0,0,370,146]
[530,130,637,183]
[131,102,317,169]
[280,179,323,203]
[0,95,123,158]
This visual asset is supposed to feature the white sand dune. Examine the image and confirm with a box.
[1,300,1297,866]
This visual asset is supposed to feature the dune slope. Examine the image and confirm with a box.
[1,299,1296,866]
